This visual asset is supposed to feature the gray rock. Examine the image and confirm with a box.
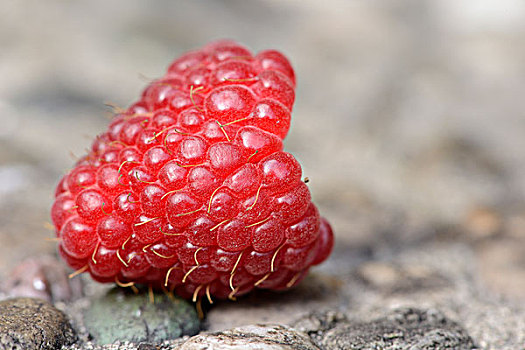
[137,343,164,350]
[179,324,319,350]
[83,288,200,345]
[0,297,77,350]
[294,308,475,350]
[292,310,349,345]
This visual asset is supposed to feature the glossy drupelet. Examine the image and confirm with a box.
[51,40,334,301]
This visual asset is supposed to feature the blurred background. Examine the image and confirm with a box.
[1,0,524,300]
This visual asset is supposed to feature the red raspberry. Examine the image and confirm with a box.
[51,40,334,302]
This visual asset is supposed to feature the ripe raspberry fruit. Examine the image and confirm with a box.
[51,40,334,302]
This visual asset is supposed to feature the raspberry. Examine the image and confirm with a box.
[51,40,334,302]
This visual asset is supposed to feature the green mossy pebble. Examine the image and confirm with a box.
[83,288,200,345]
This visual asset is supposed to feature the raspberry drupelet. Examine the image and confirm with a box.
[51,40,334,302]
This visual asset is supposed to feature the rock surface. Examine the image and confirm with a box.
[83,288,200,345]
[0,297,77,350]
[294,308,475,350]
[203,242,525,349]
[178,324,319,350]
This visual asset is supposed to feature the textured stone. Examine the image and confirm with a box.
[83,288,200,345]
[0,297,77,350]
[179,324,319,350]
[317,308,475,350]
[292,310,349,345]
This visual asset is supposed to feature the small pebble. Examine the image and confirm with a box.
[83,287,200,345]
[0,297,77,350]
